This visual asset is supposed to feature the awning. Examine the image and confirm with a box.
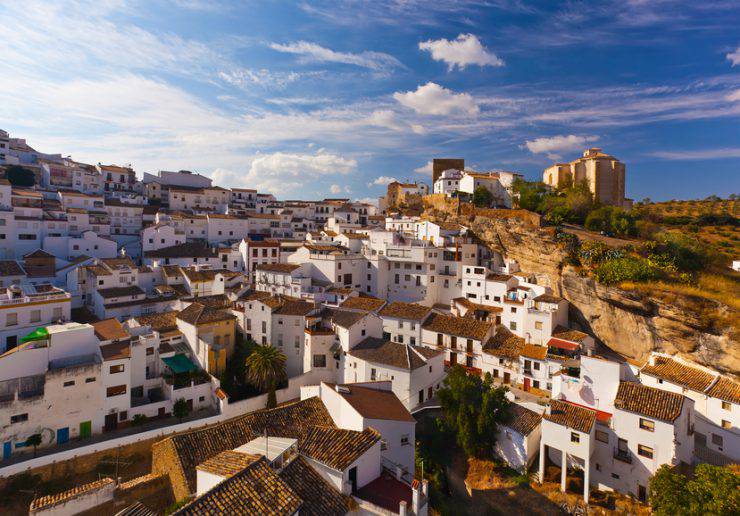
[21,327,49,343]
[162,354,199,374]
[547,337,579,351]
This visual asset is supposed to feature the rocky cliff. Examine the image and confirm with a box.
[425,204,739,375]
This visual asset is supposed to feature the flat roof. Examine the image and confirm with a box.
[235,436,297,461]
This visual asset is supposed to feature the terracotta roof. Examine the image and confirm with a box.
[181,267,219,282]
[153,397,336,493]
[162,265,183,277]
[92,318,130,341]
[300,426,380,471]
[144,242,218,259]
[247,240,280,247]
[30,478,115,512]
[544,400,596,433]
[552,325,590,343]
[339,295,386,313]
[255,263,300,273]
[348,337,443,371]
[504,404,542,436]
[0,260,25,277]
[195,450,260,478]
[177,302,236,326]
[422,312,492,341]
[24,249,55,259]
[259,295,315,316]
[379,301,432,321]
[327,309,367,329]
[533,294,563,304]
[98,285,145,299]
[277,456,351,515]
[341,232,368,240]
[482,325,524,358]
[100,340,131,361]
[705,376,740,405]
[326,383,415,422]
[641,356,716,393]
[614,382,685,422]
[176,456,301,516]
[520,344,548,361]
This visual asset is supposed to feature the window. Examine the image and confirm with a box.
[638,445,654,459]
[10,413,28,424]
[30,310,41,323]
[53,307,63,319]
[5,313,17,326]
[119,411,128,421]
[570,432,580,443]
[722,401,731,411]
[107,385,127,397]
[109,364,125,374]
[85,377,96,383]
[639,418,655,432]
[509,321,517,331]
[401,434,410,446]
[534,362,540,370]
[722,420,731,429]
[611,473,620,479]
[595,430,609,443]
[712,433,724,447]
[534,321,543,330]
[313,354,326,368]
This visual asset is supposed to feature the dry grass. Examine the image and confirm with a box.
[639,199,739,218]
[465,458,516,491]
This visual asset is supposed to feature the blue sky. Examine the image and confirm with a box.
[1,0,739,202]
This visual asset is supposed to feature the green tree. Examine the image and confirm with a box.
[511,178,547,211]
[173,398,190,423]
[436,366,512,458]
[472,186,493,208]
[650,464,739,515]
[131,414,148,427]
[4,165,35,187]
[220,337,256,399]
[245,344,287,408]
[26,434,42,458]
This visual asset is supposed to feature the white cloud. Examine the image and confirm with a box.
[414,161,433,174]
[368,176,398,187]
[330,184,343,194]
[269,41,402,71]
[243,150,357,194]
[727,46,740,66]
[218,69,303,90]
[419,34,504,70]
[726,89,740,102]
[649,147,740,160]
[525,134,599,159]
[393,82,479,116]
[354,197,378,206]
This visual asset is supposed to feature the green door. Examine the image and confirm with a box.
[79,421,92,438]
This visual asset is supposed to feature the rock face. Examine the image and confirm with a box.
[428,207,739,375]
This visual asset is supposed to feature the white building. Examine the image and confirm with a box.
[433,169,463,195]
[495,403,543,473]
[0,283,71,352]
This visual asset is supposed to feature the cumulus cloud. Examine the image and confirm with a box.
[393,82,479,116]
[419,33,504,70]
[242,149,357,193]
[414,161,433,174]
[525,134,599,160]
[368,176,398,187]
[269,41,402,71]
[330,184,343,194]
[727,46,740,66]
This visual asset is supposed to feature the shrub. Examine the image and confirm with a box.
[594,256,660,284]
[131,414,148,427]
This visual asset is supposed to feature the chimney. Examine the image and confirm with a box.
[399,500,407,516]
[412,479,421,513]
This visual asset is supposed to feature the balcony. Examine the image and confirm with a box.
[613,448,632,464]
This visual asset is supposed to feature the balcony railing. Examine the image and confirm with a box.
[613,448,632,464]
[0,292,70,306]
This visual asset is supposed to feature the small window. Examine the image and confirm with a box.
[721,420,731,429]
[721,401,731,411]
[119,411,128,421]
[63,380,75,387]
[639,418,655,432]
[10,413,28,424]
[595,430,609,443]
[106,385,127,397]
[146,347,154,356]
[712,433,724,446]
[85,377,96,383]
[534,321,543,330]
[401,434,410,446]
[109,364,125,374]
[611,473,620,479]
[638,444,654,459]
[570,432,580,443]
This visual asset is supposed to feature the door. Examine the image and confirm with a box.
[523,378,531,391]
[450,353,457,365]
[418,390,424,404]
[56,428,69,445]
[503,372,510,384]
[638,485,647,502]
[428,387,433,399]
[3,441,11,460]
[79,421,91,438]
[348,466,358,493]
[104,413,118,432]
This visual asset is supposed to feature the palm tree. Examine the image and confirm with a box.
[245,344,287,409]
